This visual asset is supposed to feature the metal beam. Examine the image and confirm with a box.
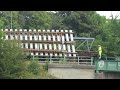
[74,37,95,51]
[76,39,87,50]
[73,37,94,40]
[90,39,94,50]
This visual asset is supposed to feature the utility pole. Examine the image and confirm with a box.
[10,11,12,29]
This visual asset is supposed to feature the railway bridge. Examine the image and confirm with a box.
[1,29,120,79]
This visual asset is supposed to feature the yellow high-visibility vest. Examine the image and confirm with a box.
[98,46,102,52]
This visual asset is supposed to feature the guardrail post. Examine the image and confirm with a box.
[50,56,51,64]
[64,53,65,62]
[106,56,107,60]
[78,56,79,65]
[91,57,93,65]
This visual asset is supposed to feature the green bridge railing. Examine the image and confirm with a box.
[95,58,120,73]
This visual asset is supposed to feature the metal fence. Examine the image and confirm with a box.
[32,55,94,65]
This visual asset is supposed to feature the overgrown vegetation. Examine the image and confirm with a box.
[0,38,56,79]
[0,11,120,78]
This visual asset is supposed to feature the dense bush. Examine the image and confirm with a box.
[0,40,56,79]
[0,40,26,79]
[27,61,40,75]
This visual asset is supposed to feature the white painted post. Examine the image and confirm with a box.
[65,30,71,57]
[61,30,65,57]
[38,30,43,56]
[47,30,53,56]
[52,30,57,57]
[61,30,65,44]
[38,29,41,55]
[34,29,38,55]
[78,56,79,65]
[65,30,69,41]
[69,30,73,41]
[10,29,14,40]
[1,29,3,31]
[24,29,28,49]
[43,30,48,56]
[61,30,67,57]
[91,57,93,65]
[72,45,76,57]
[36,30,39,53]
[29,29,33,55]
[70,30,76,57]
[56,30,62,57]
[50,56,51,64]
[15,29,18,40]
[5,29,8,40]
[63,44,67,57]
[19,29,23,48]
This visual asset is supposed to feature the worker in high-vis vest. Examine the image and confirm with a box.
[98,45,102,59]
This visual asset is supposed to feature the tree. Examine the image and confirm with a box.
[18,11,52,29]
[105,16,120,56]
[51,11,103,37]
[29,11,52,29]
[93,13,120,56]
[0,40,26,78]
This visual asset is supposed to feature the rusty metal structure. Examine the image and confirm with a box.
[1,29,97,61]
[2,29,77,57]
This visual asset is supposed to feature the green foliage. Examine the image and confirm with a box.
[0,11,52,29]
[51,11,101,36]
[44,64,48,71]
[27,61,40,75]
[15,71,35,79]
[0,40,26,79]
[0,11,119,57]
[0,39,56,79]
